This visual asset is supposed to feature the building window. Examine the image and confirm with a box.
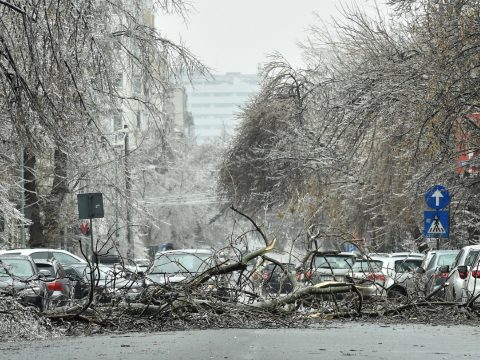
[113,111,123,131]
[136,111,142,129]
[114,73,123,89]
[132,76,142,95]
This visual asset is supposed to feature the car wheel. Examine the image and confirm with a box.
[387,287,407,300]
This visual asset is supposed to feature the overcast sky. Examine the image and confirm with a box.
[157,0,384,74]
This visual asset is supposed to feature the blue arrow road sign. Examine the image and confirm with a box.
[424,210,449,238]
[425,185,451,210]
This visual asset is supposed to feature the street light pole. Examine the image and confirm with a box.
[124,125,134,259]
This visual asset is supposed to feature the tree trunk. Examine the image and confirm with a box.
[43,148,69,248]
[24,148,45,247]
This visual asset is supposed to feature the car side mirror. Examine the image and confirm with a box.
[438,265,450,273]
[416,267,426,274]
[39,269,52,278]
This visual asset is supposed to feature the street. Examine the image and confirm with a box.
[1,323,479,360]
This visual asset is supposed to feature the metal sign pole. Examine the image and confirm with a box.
[89,217,95,287]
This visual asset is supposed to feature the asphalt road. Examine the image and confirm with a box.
[1,323,478,360]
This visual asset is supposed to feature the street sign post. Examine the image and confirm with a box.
[424,185,451,210]
[77,192,104,305]
[77,193,104,220]
[423,210,449,238]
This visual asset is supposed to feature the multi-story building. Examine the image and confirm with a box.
[185,72,260,143]
[455,113,480,177]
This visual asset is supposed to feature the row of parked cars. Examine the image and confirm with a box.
[0,248,151,312]
[291,245,480,305]
[1,244,479,311]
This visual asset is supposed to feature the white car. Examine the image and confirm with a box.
[0,248,86,266]
[145,249,215,286]
[369,255,424,298]
[444,245,480,304]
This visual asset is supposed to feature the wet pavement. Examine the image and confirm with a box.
[1,323,478,360]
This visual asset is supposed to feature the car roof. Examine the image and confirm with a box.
[461,245,480,251]
[389,252,425,258]
[0,248,86,261]
[157,249,213,255]
[0,254,33,261]
[2,248,71,253]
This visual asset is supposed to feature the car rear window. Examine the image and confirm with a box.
[35,263,56,278]
[465,250,480,267]
[394,259,422,273]
[352,260,382,272]
[152,253,212,274]
[313,255,355,270]
[437,253,457,267]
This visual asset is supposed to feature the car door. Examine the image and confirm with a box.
[423,254,438,294]
[56,263,74,300]
[446,249,465,301]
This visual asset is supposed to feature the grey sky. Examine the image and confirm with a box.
[157,0,383,74]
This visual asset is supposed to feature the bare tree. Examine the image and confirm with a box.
[0,0,206,248]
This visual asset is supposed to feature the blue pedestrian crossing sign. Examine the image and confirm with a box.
[424,210,449,238]
[425,185,451,210]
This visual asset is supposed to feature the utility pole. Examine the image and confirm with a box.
[124,125,134,259]
[20,147,26,247]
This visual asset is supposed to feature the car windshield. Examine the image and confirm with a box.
[0,259,35,278]
[351,260,383,272]
[313,255,355,270]
[151,253,212,274]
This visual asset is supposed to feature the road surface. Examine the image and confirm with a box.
[1,323,478,360]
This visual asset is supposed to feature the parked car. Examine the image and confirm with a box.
[346,258,386,299]
[0,255,50,312]
[134,258,151,274]
[261,262,295,295]
[296,252,358,284]
[0,248,86,266]
[94,253,138,276]
[415,249,459,297]
[444,245,480,304]
[68,263,143,303]
[63,265,90,300]
[370,254,424,298]
[33,259,74,307]
[145,249,215,286]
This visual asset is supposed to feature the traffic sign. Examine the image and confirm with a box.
[78,193,104,219]
[425,185,451,210]
[423,210,449,238]
[80,222,90,235]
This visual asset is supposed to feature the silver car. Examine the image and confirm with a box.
[347,259,386,299]
[444,245,480,304]
[0,255,50,312]
[370,255,424,298]
[416,249,459,297]
[145,249,215,286]
[296,252,358,285]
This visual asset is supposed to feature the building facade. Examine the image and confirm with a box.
[185,72,260,143]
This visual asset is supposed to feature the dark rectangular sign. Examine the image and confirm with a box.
[77,193,104,219]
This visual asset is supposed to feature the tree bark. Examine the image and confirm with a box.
[24,148,45,247]
[43,147,69,248]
